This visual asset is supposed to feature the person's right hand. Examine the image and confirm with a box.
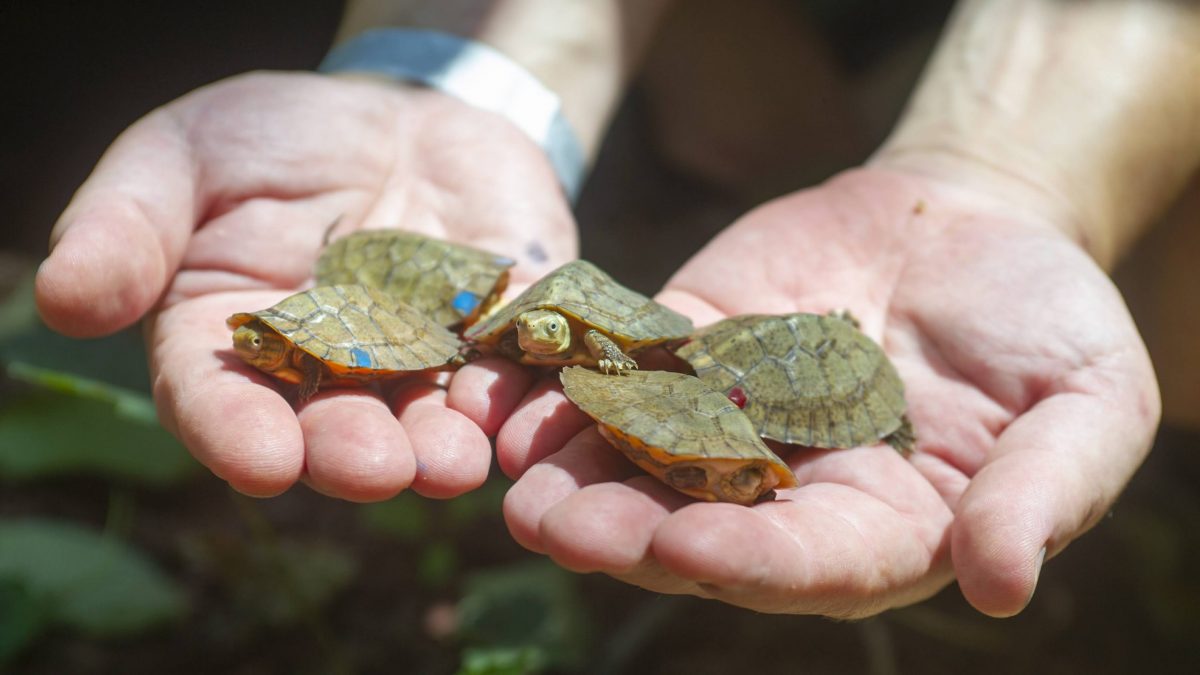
[495,166,1161,618]
[35,71,577,501]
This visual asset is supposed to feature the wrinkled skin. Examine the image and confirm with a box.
[35,71,575,501]
[37,70,1160,619]
[489,168,1160,618]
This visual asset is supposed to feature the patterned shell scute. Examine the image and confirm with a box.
[253,284,463,373]
[560,366,790,470]
[465,260,693,347]
[673,313,908,449]
[315,230,514,328]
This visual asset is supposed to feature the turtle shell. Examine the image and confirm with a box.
[560,366,797,505]
[315,230,514,329]
[465,260,693,351]
[226,284,464,387]
[671,313,912,452]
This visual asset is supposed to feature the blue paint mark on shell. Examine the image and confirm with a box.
[452,290,481,316]
[350,347,373,368]
[493,255,516,266]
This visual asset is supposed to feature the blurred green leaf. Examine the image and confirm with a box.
[1,322,153,396]
[0,518,187,638]
[263,540,358,626]
[0,268,153,394]
[445,478,508,529]
[0,578,51,664]
[6,360,159,424]
[359,492,431,541]
[457,646,548,675]
[0,363,196,485]
[456,560,589,672]
[418,540,458,590]
[1113,507,1200,638]
[178,532,358,631]
[0,268,37,343]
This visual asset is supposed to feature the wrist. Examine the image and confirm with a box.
[873,0,1200,270]
[320,28,587,200]
[870,142,1098,261]
[333,0,675,159]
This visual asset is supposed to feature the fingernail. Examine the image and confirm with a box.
[1024,546,1047,608]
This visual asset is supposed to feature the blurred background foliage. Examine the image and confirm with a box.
[3,1,1200,673]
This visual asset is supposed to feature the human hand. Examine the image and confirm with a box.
[35,71,576,501]
[497,166,1160,617]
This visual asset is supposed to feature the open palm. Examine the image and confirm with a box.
[498,167,1159,617]
[36,71,576,501]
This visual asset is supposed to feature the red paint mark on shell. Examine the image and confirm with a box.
[728,387,747,408]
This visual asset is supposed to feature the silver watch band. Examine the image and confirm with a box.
[318,28,587,202]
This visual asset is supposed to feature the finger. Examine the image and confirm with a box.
[651,484,953,618]
[653,288,726,327]
[37,109,195,337]
[445,357,536,436]
[502,427,639,552]
[299,390,416,502]
[393,381,493,499]
[149,292,305,497]
[494,376,592,478]
[789,445,951,521]
[177,196,343,295]
[539,477,691,574]
[952,383,1158,617]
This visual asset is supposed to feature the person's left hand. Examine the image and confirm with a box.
[491,166,1160,618]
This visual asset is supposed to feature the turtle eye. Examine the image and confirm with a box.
[547,322,558,332]
[252,336,262,347]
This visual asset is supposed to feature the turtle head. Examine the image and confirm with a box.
[663,462,774,505]
[721,465,769,504]
[515,309,571,355]
[231,320,289,372]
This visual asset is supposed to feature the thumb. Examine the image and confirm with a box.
[36,108,195,337]
[952,367,1159,616]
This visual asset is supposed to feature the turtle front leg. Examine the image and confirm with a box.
[297,355,323,402]
[584,330,638,374]
[884,415,916,456]
[827,309,861,329]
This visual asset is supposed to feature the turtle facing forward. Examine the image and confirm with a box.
[465,260,693,374]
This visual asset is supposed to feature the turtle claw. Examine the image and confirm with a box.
[598,356,638,375]
[297,356,323,402]
[455,345,483,365]
[585,329,638,375]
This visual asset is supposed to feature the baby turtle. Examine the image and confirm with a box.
[465,260,693,373]
[315,230,514,330]
[561,366,797,505]
[672,313,914,453]
[227,284,465,400]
